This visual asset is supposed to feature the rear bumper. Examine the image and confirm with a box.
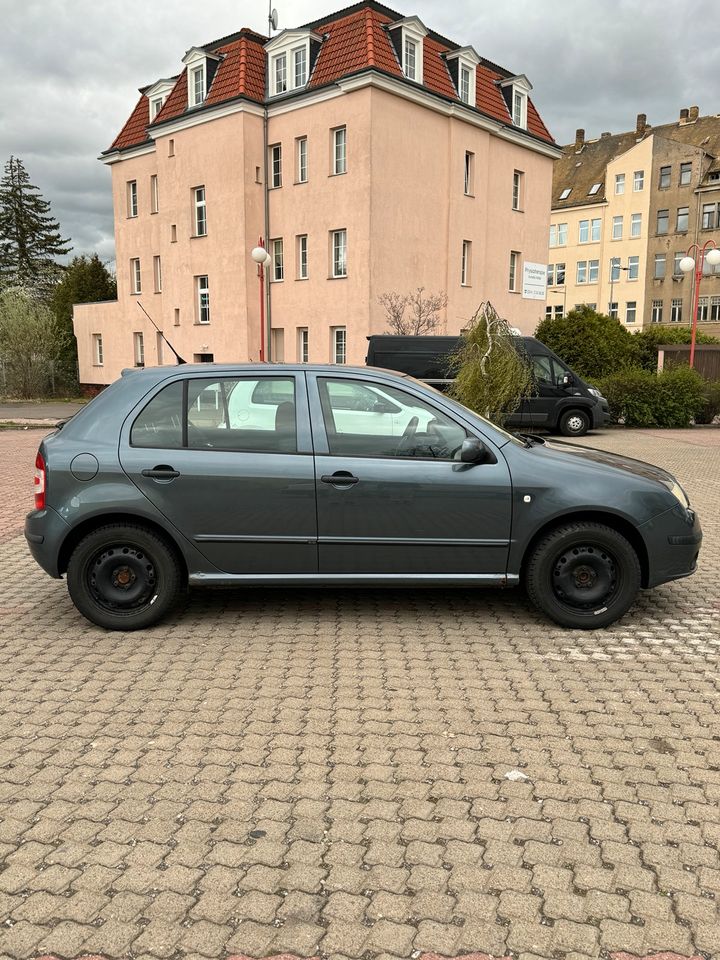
[25,507,70,579]
[640,504,702,589]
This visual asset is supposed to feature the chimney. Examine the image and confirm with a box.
[574,128,585,151]
[636,113,647,136]
[680,108,689,122]
[600,131,611,139]
[689,105,700,122]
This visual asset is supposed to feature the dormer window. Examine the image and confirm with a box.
[498,74,532,130]
[460,65,471,103]
[265,30,322,97]
[190,65,205,106]
[559,188,572,200]
[512,90,525,126]
[145,79,175,123]
[388,17,428,85]
[181,47,220,110]
[444,47,479,108]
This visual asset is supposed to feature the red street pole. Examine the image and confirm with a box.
[687,240,719,368]
[257,235,265,362]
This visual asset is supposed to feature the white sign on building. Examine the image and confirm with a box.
[522,261,547,300]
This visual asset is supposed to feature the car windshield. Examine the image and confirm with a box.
[399,374,527,447]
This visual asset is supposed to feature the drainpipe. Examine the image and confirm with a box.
[263,100,272,361]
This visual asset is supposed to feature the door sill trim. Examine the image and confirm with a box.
[189,573,518,587]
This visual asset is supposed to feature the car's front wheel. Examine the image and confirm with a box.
[67,523,183,630]
[525,521,641,629]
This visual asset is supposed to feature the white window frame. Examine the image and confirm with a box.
[293,46,307,87]
[557,222,568,246]
[630,213,642,238]
[298,327,309,363]
[459,65,471,104]
[671,298,683,323]
[626,301,637,324]
[296,137,308,183]
[576,261,587,284]
[651,300,663,323]
[555,263,565,285]
[150,97,163,119]
[196,275,210,323]
[190,64,206,107]
[579,220,589,243]
[591,218,601,242]
[127,180,138,218]
[404,36,417,80]
[133,332,145,367]
[559,188,571,201]
[461,240,472,286]
[549,224,557,247]
[130,258,141,294]
[297,234,308,279]
[331,229,347,278]
[332,127,347,176]
[271,238,284,281]
[588,182,601,196]
[270,144,282,188]
[193,186,207,237]
[93,334,103,366]
[588,260,599,283]
[633,170,644,192]
[153,255,162,293]
[512,170,523,211]
[509,251,520,292]
[265,32,319,96]
[332,327,347,365]
[615,173,625,195]
[612,216,623,240]
[273,53,287,95]
[627,256,639,280]
[610,257,621,282]
[512,89,527,128]
[697,296,709,322]
[150,175,159,214]
[711,296,720,322]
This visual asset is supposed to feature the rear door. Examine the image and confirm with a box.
[119,371,317,575]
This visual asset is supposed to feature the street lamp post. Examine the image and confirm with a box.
[251,238,273,361]
[679,240,720,367]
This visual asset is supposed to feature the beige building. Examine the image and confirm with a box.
[74,1,559,387]
[548,109,720,336]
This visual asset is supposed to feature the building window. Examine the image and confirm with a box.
[559,188,571,201]
[509,251,520,292]
[270,144,282,188]
[630,213,642,238]
[702,202,717,229]
[659,165,671,189]
[464,151,474,195]
[612,216,623,240]
[127,180,138,218]
[512,170,523,211]
[697,296,709,322]
[588,182,601,196]
[579,220,589,243]
[332,327,347,364]
[133,332,145,367]
[671,298,683,323]
[461,240,472,286]
[168,139,175,157]
[654,254,666,279]
[591,218,601,242]
[297,137,308,183]
[190,65,205,106]
[193,186,207,236]
[332,127,347,175]
[297,328,309,363]
[459,65,471,104]
[331,229,347,278]
[512,89,524,127]
[150,175,159,214]
[633,170,644,191]
[293,46,307,87]
[271,238,284,281]
[615,173,625,195]
[130,258,141,294]
[677,206,689,232]
[626,301,637,324]
[680,161,692,186]
[150,96,163,120]
[153,255,162,293]
[171,224,177,243]
[196,275,210,323]
[547,264,554,286]
[673,251,684,276]
[557,223,567,245]
[555,262,565,285]
[609,257,621,282]
[657,209,669,234]
[576,260,587,284]
[404,37,417,80]
[297,235,308,279]
[93,334,103,366]
[608,302,618,320]
[628,255,639,280]
[174,308,180,326]
[651,300,663,323]
[588,260,599,283]
[273,53,287,94]
[549,224,557,247]
[711,296,720,322]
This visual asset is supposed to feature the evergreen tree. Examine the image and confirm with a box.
[0,156,72,296]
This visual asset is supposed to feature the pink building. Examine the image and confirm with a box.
[74,1,559,387]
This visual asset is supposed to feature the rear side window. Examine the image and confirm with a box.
[130,381,183,448]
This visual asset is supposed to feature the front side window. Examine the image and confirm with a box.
[680,161,692,186]
[191,65,205,106]
[628,255,639,280]
[318,378,468,461]
[332,127,347,175]
[626,301,637,324]
[131,258,141,294]
[404,37,417,80]
[677,206,689,232]
[127,180,138,218]
[274,53,287,94]
[615,173,625,195]
[332,229,347,277]
[194,186,207,236]
[297,137,308,183]
[633,170,644,191]
[630,213,642,238]
[612,216,623,240]
[332,327,346,364]
[657,209,669,234]
[272,238,284,281]
[196,275,210,323]
[654,253,666,279]
[293,46,307,87]
[270,144,282,188]
[297,235,308,279]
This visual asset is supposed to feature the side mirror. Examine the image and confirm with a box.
[561,373,574,387]
[460,437,487,463]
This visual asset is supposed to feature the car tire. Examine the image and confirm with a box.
[525,521,641,629]
[558,408,591,437]
[67,523,183,630]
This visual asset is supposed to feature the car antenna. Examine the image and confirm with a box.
[136,301,186,364]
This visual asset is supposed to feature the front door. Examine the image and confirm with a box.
[119,372,317,575]
[520,353,567,425]
[308,374,512,577]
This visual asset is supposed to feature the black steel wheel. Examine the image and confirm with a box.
[67,524,183,630]
[525,521,641,629]
[558,408,591,437]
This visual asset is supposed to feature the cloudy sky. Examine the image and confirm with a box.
[3,0,719,267]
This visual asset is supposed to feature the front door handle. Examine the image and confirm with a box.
[321,471,359,487]
[141,465,180,480]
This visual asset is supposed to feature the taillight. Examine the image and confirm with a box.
[34,452,46,510]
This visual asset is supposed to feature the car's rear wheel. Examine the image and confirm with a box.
[558,408,591,437]
[525,521,641,629]
[67,524,182,630]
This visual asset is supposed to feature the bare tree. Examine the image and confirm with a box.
[378,287,448,335]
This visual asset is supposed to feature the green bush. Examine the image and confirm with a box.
[535,305,637,380]
[632,326,720,372]
[597,366,706,428]
[694,380,720,424]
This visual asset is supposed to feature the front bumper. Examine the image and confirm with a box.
[639,503,702,589]
[593,399,611,428]
[25,506,70,579]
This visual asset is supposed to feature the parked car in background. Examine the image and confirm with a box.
[26,365,699,632]
[366,335,610,436]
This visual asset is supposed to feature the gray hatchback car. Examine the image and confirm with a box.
[26,364,701,631]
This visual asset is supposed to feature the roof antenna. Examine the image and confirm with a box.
[268,2,278,34]
[136,301,186,365]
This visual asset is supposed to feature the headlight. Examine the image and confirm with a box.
[588,387,604,399]
[664,480,690,509]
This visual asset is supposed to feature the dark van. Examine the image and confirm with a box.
[366,334,609,437]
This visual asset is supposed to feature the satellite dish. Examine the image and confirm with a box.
[270,8,278,30]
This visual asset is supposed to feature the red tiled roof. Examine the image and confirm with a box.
[107,4,554,153]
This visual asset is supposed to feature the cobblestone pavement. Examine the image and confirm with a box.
[0,428,719,960]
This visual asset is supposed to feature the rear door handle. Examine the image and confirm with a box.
[141,465,180,479]
[321,471,359,487]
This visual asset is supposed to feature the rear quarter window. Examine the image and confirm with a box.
[130,381,183,447]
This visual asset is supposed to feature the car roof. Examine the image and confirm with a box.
[122,363,406,383]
